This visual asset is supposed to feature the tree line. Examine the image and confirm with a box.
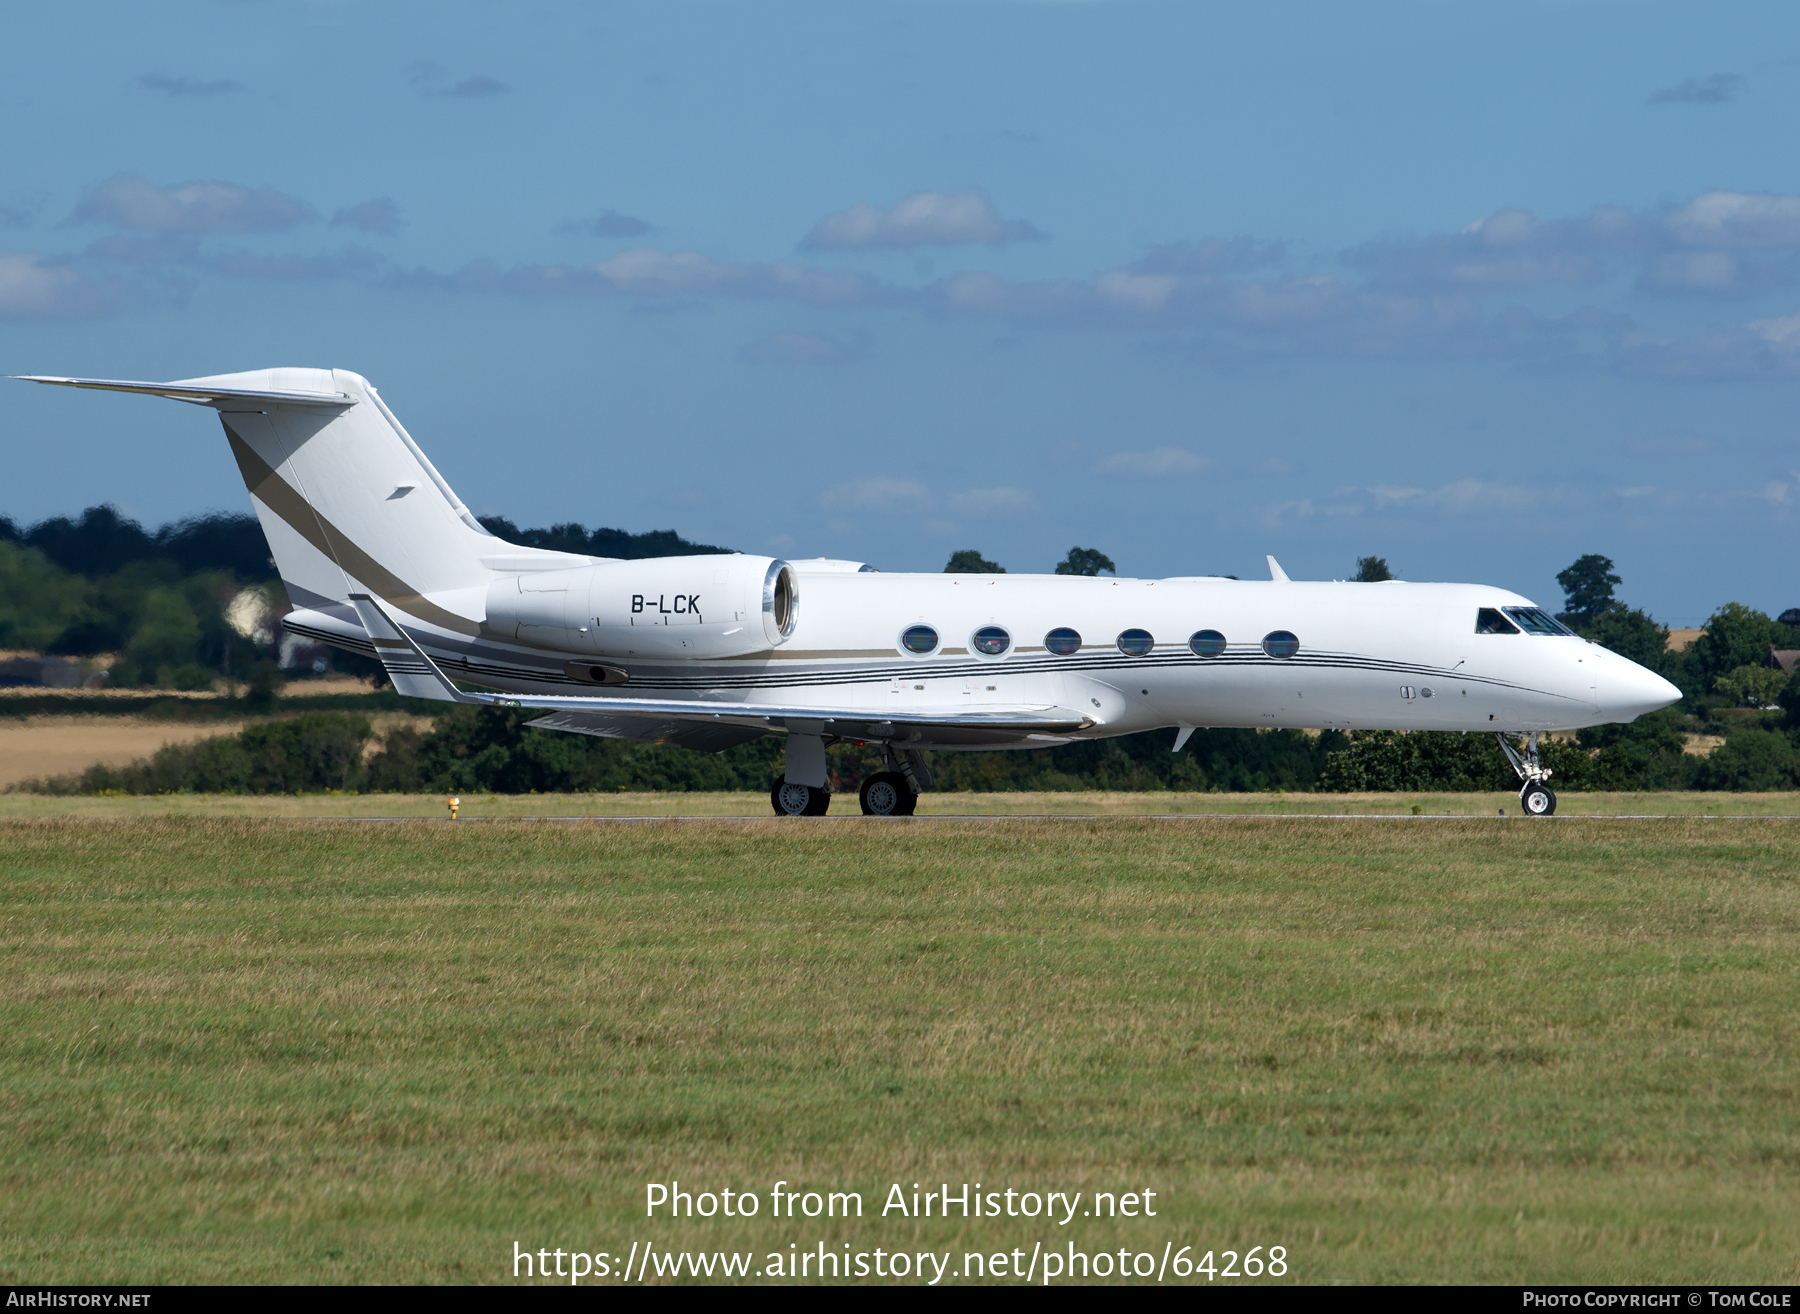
[7,509,1800,792]
[0,504,730,691]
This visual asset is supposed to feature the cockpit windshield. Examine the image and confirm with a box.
[1502,606,1574,636]
[1475,608,1519,635]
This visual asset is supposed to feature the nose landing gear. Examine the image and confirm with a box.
[1496,731,1557,817]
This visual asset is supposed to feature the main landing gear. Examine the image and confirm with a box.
[771,780,831,816]
[1496,731,1557,817]
[770,742,932,817]
[860,747,931,816]
[858,772,917,817]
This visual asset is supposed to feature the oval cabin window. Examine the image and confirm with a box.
[1044,627,1082,656]
[900,625,939,655]
[1262,630,1299,658]
[971,625,1011,656]
[1189,629,1226,657]
[1116,629,1155,657]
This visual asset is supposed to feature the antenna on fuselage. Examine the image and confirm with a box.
[1266,555,1290,582]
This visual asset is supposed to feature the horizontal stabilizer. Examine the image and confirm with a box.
[13,374,353,409]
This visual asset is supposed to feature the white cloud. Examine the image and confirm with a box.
[71,174,312,234]
[1371,480,1541,512]
[949,487,1034,513]
[1748,313,1800,352]
[1640,251,1743,294]
[1666,192,1800,249]
[0,254,128,319]
[821,477,929,511]
[1097,447,1207,477]
[589,249,884,307]
[330,199,401,235]
[801,191,1044,250]
[1095,270,1176,311]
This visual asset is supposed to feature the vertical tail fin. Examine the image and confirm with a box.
[205,368,493,628]
[17,367,552,633]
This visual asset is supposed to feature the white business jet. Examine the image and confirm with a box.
[19,368,1681,817]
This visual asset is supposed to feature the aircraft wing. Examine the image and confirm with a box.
[348,595,1093,749]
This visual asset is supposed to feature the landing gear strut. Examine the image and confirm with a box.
[1496,731,1557,817]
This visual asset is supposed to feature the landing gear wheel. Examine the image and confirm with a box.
[771,781,831,816]
[1520,782,1557,817]
[859,771,917,817]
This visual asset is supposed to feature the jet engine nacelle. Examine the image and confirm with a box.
[483,555,797,659]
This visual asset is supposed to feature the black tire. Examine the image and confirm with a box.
[771,780,831,816]
[859,771,916,817]
[1520,782,1557,817]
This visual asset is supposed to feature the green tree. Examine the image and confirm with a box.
[1055,547,1116,576]
[0,542,88,650]
[1684,603,1774,689]
[1576,603,1670,671]
[1354,556,1392,583]
[1713,664,1791,709]
[1320,730,1594,792]
[1695,726,1798,791]
[1556,554,1621,626]
[52,712,375,794]
[124,586,205,687]
[1577,709,1695,790]
[945,550,1005,574]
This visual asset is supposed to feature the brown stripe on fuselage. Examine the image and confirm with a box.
[222,417,480,637]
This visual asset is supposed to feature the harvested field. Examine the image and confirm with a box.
[0,714,435,790]
[1,816,1797,1283]
[0,716,250,789]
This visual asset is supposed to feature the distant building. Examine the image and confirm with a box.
[1770,645,1800,673]
[0,655,84,688]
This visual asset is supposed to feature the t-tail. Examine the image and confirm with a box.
[13,368,585,632]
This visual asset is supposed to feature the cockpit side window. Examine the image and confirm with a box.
[1502,606,1574,636]
[1475,608,1520,635]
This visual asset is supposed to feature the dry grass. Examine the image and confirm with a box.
[2,817,1797,1284]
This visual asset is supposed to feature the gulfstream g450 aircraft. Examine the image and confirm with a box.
[20,367,1681,817]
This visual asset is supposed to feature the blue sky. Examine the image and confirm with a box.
[3,0,1797,623]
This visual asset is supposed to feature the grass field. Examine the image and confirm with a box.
[3,816,1797,1285]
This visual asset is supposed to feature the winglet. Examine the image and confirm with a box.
[348,594,484,704]
[1267,555,1290,582]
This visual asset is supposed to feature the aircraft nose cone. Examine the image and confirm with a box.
[1601,656,1682,721]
